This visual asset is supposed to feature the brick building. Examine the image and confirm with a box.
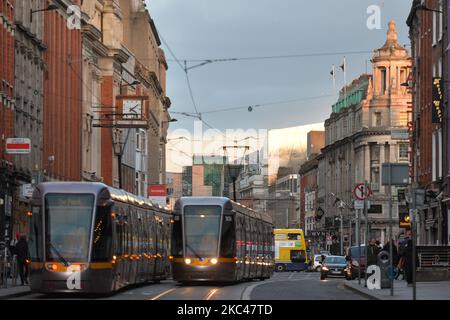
[407,0,449,245]
[0,0,15,243]
[43,0,82,181]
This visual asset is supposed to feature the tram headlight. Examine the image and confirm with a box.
[210,258,218,265]
[185,258,192,265]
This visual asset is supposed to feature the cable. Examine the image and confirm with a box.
[199,93,337,115]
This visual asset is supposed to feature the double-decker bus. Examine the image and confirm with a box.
[274,229,308,272]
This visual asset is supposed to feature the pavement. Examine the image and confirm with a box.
[0,278,31,299]
[344,278,450,300]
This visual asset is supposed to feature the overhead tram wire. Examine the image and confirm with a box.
[158,29,229,140]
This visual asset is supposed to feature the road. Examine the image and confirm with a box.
[10,272,366,300]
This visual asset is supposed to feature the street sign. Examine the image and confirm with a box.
[354,200,370,210]
[21,184,35,199]
[353,183,372,200]
[5,138,31,154]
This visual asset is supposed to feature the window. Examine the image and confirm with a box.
[399,143,409,160]
[92,205,113,262]
[380,68,387,95]
[374,112,382,127]
[433,11,437,45]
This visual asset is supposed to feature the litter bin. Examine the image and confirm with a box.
[377,250,391,289]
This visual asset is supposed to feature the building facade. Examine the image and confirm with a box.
[318,21,412,248]
[407,0,449,245]
[0,0,15,243]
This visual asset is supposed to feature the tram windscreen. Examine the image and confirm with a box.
[184,205,222,258]
[45,194,94,262]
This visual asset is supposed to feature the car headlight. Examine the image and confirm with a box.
[322,266,329,271]
[185,258,192,265]
[210,258,218,265]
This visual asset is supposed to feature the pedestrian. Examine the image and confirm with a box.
[375,240,382,250]
[15,235,30,286]
[383,239,399,265]
[403,239,413,286]
[367,239,380,266]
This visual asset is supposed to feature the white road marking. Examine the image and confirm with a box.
[149,288,176,300]
[288,273,295,279]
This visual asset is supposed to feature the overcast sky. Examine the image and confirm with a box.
[148,0,412,130]
[146,0,413,172]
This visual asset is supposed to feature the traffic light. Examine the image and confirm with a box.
[399,210,411,229]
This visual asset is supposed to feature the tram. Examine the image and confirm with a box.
[171,197,274,283]
[28,182,172,294]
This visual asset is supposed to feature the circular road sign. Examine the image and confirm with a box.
[353,183,372,200]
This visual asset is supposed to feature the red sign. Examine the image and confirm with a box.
[148,184,167,197]
[353,183,372,200]
[6,138,31,154]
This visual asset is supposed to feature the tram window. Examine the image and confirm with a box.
[92,205,113,262]
[219,215,235,258]
[29,206,43,261]
[171,215,183,256]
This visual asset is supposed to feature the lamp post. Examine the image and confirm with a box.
[30,4,58,22]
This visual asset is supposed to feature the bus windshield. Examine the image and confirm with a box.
[184,205,222,258]
[45,194,94,262]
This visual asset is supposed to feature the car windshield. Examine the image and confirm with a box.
[324,256,346,264]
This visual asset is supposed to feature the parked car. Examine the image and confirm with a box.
[345,245,367,280]
[320,256,348,280]
[313,254,328,272]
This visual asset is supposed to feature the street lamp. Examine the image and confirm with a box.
[30,4,58,22]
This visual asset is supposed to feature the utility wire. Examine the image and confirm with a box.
[198,93,337,115]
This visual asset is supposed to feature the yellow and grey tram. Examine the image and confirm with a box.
[28,182,172,294]
[171,197,274,283]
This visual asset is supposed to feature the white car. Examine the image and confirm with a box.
[313,254,328,272]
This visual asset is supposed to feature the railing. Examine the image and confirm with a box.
[417,246,450,270]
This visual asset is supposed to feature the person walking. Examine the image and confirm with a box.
[403,239,413,286]
[15,235,30,286]
[367,239,380,266]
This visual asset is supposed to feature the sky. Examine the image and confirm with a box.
[146,0,414,171]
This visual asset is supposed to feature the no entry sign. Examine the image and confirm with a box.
[6,138,31,154]
[353,183,372,200]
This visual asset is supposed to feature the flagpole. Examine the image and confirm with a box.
[332,65,336,90]
[343,57,347,108]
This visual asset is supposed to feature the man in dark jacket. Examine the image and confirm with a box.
[403,239,413,285]
[15,235,30,285]
[367,239,380,266]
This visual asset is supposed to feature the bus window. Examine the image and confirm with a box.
[290,250,306,263]
[288,233,301,240]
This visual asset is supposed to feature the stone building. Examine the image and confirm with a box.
[318,21,412,247]
[12,0,46,235]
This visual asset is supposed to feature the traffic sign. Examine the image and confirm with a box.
[353,183,372,200]
[6,138,31,154]
[354,200,371,210]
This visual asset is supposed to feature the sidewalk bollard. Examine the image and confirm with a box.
[378,250,391,289]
